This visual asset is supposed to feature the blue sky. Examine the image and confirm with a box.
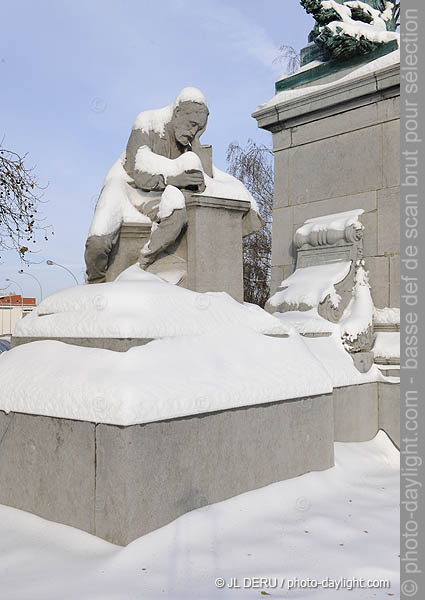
[1,0,313,300]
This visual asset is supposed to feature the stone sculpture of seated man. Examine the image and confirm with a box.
[84,88,211,283]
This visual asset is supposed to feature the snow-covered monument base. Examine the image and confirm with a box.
[0,268,396,544]
[0,259,398,545]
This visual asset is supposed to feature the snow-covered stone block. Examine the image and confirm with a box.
[0,392,335,546]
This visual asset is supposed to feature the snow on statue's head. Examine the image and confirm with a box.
[171,87,209,147]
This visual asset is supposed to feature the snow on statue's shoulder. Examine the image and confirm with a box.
[132,105,173,136]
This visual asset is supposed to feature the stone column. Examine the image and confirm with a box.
[185,195,251,302]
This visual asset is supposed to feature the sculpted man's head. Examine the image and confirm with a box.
[171,87,209,147]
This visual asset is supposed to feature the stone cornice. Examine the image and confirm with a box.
[252,62,400,132]
[186,195,251,213]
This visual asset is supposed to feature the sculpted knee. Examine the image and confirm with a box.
[85,234,114,255]
[85,232,118,283]
[166,207,187,230]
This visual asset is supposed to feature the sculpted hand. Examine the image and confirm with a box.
[167,169,205,191]
[192,123,207,151]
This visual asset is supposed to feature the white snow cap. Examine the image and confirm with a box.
[173,87,208,110]
[296,209,364,237]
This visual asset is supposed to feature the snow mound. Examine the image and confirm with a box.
[303,333,383,387]
[202,166,258,210]
[14,266,290,340]
[274,311,384,387]
[273,308,338,334]
[1,266,342,426]
[0,329,332,426]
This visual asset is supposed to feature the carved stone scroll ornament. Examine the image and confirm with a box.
[298,218,364,321]
[295,221,363,251]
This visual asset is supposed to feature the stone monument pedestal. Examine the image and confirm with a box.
[185,195,250,301]
[105,194,251,303]
[0,393,334,545]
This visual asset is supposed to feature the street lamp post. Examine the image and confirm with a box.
[18,270,43,303]
[46,260,79,285]
[5,279,24,305]
[1,284,10,334]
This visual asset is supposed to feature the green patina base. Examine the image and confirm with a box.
[275,39,398,93]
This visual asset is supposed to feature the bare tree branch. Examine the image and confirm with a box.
[0,142,52,261]
[227,139,273,307]
[273,44,301,75]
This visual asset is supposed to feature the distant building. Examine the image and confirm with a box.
[0,294,36,336]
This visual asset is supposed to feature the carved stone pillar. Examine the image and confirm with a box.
[185,195,251,302]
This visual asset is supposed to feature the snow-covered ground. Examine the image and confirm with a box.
[0,432,399,599]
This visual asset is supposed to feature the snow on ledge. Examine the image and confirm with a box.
[268,262,352,310]
[0,266,341,426]
[0,330,332,426]
[14,266,289,340]
[373,331,400,360]
[256,49,400,112]
[373,307,400,325]
[273,312,386,388]
[296,209,364,237]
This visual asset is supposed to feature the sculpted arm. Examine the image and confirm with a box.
[125,128,205,192]
[125,129,167,191]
